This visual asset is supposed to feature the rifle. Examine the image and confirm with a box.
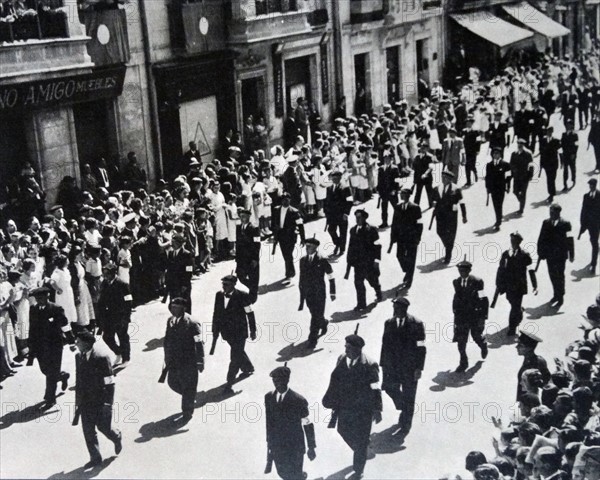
[528,268,538,295]
[486,192,490,207]
[328,410,338,429]
[161,289,169,304]
[324,220,328,232]
[534,257,542,272]
[428,206,437,231]
[264,449,274,474]
[158,365,168,383]
[298,290,305,311]
[272,238,278,256]
[344,263,351,280]
[72,406,81,426]
[377,196,382,209]
[490,288,500,309]
[209,334,218,355]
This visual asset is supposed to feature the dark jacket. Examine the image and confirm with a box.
[164,314,204,369]
[452,274,486,323]
[347,223,381,267]
[165,248,194,289]
[272,206,305,244]
[412,153,434,185]
[29,302,70,358]
[390,201,422,245]
[377,164,400,198]
[299,253,333,297]
[485,160,511,193]
[324,185,353,219]
[380,315,426,382]
[496,248,533,295]
[540,136,561,171]
[265,389,315,455]
[75,344,115,407]
[97,278,132,329]
[581,191,600,232]
[537,218,572,261]
[212,289,256,342]
[510,149,534,182]
[236,224,261,265]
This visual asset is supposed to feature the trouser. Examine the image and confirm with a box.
[529,131,543,153]
[491,190,505,225]
[579,106,589,128]
[279,239,296,278]
[81,404,121,462]
[327,217,348,252]
[396,243,418,285]
[544,167,557,197]
[588,226,600,268]
[455,319,486,365]
[465,152,478,184]
[413,182,433,208]
[226,337,253,384]
[273,450,304,480]
[594,144,600,170]
[383,375,418,433]
[513,178,529,211]
[547,257,566,299]
[506,290,524,331]
[437,221,458,261]
[380,195,397,225]
[562,156,576,186]
[102,323,130,362]
[354,264,381,308]
[38,348,66,402]
[167,365,198,415]
[306,292,326,343]
[236,262,260,304]
[337,409,373,475]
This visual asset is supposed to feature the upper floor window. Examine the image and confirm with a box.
[0,0,68,43]
[254,0,298,16]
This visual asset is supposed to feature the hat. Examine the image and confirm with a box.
[281,192,291,199]
[221,274,238,283]
[305,238,320,246]
[31,286,51,296]
[400,187,412,194]
[49,205,63,212]
[448,127,457,133]
[517,138,527,145]
[189,158,200,167]
[228,146,241,153]
[589,178,598,185]
[170,297,188,307]
[587,304,600,322]
[7,270,21,281]
[330,170,343,177]
[491,146,503,154]
[270,366,291,380]
[457,260,472,270]
[550,203,562,211]
[518,330,543,347]
[345,334,365,348]
[103,263,118,274]
[510,231,523,241]
[466,116,475,122]
[238,208,251,216]
[76,330,96,344]
[494,111,503,116]
[442,170,455,179]
[392,296,410,306]
[354,208,369,218]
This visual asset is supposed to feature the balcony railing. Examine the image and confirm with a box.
[168,0,225,54]
[0,0,68,44]
[308,8,328,25]
[254,0,298,15]
[350,0,385,24]
[423,0,442,8]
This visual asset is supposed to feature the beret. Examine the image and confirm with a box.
[221,274,238,283]
[305,238,320,246]
[270,366,291,379]
[76,330,96,344]
[170,297,188,307]
[392,296,410,306]
[345,334,365,348]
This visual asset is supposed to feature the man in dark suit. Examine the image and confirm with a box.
[294,98,308,141]
[299,238,336,348]
[161,298,204,423]
[74,330,122,468]
[95,158,111,192]
[486,111,509,157]
[380,297,425,440]
[529,100,548,153]
[265,365,316,480]
[272,192,305,284]
[280,157,303,209]
[510,139,535,214]
[211,275,256,392]
[453,261,488,372]
[539,126,561,203]
[580,178,600,274]
[495,232,533,336]
[432,170,467,263]
[516,331,550,401]
[412,141,434,208]
[462,116,481,186]
[561,120,579,191]
[537,204,573,309]
[324,170,353,255]
[164,234,194,312]
[235,209,261,304]
[183,141,201,169]
[323,334,382,480]
[376,153,400,228]
[346,209,382,311]
[97,263,132,367]
[389,187,422,289]
[27,287,73,409]
[485,147,511,230]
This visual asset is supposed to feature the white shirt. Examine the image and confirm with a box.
[346,357,357,368]
[275,389,289,403]
[308,253,315,262]
[223,291,232,309]
[461,278,468,288]
[395,316,406,328]
[280,207,289,229]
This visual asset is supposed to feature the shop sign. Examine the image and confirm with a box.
[320,42,329,105]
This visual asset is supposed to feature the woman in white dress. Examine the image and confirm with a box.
[69,247,95,330]
[49,254,77,324]
[206,181,227,260]
[116,236,133,284]
[14,259,38,360]
[0,268,18,367]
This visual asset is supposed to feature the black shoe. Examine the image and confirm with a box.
[549,297,558,304]
[554,298,564,309]
[379,223,388,229]
[507,327,516,337]
[339,249,345,256]
[481,344,488,359]
[353,305,367,312]
[83,458,102,469]
[455,361,468,373]
[61,372,70,392]
[39,401,56,411]
[333,246,339,256]
[222,384,234,394]
[114,431,123,455]
[320,321,329,336]
[589,265,597,274]
[306,339,317,349]
[375,291,383,302]
[180,413,193,425]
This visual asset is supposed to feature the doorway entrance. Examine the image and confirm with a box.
[285,56,311,115]
[416,38,430,85]
[386,46,401,105]
[354,52,370,115]
[73,100,110,173]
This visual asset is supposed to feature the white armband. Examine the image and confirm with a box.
[253,237,261,243]
[477,290,486,299]
[504,171,511,177]
[244,305,253,314]
[394,178,402,184]
[61,325,71,332]
[301,416,312,426]
[124,294,133,301]
[327,273,334,280]
[370,382,380,390]
[295,218,303,225]
[186,266,193,272]
[193,334,203,343]
[103,375,115,385]
[567,234,573,239]
[452,204,458,211]
[345,196,353,201]
[416,340,426,347]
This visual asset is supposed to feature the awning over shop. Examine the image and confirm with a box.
[502,2,570,38]
[450,12,534,48]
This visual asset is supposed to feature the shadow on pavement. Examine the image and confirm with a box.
[196,384,240,408]
[525,301,565,320]
[417,258,449,274]
[48,457,116,479]
[321,465,354,480]
[135,413,191,442]
[473,225,498,237]
[503,210,523,221]
[429,361,484,392]
[585,169,599,176]
[331,307,371,323]
[369,425,408,455]
[571,266,597,282]
[259,280,291,295]
[276,342,324,362]
[530,199,550,209]
[143,337,163,352]
[0,401,60,430]
[487,327,518,350]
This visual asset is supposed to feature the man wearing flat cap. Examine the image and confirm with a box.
[509,138,535,214]
[441,128,464,183]
[280,156,303,209]
[235,208,261,304]
[299,238,336,348]
[561,119,579,191]
[27,286,74,409]
[412,141,434,208]
[579,177,600,274]
[537,204,573,309]
[265,366,316,480]
[272,193,306,284]
[431,170,467,263]
[74,330,122,468]
[487,111,509,157]
[161,298,204,423]
[346,209,382,311]
[376,153,400,228]
[485,147,511,230]
[323,334,382,480]
[389,187,422,289]
[495,232,533,336]
[324,170,353,256]
[516,330,550,401]
[380,296,426,440]
[165,233,194,313]
[453,260,488,372]
[540,126,561,202]
[212,275,256,392]
[97,263,133,367]
[462,116,482,186]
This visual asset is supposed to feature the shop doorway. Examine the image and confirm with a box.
[285,56,311,114]
[354,52,370,115]
[73,100,110,172]
[416,38,430,84]
[386,46,401,105]
[241,77,266,123]
[0,115,29,221]
[179,95,218,164]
